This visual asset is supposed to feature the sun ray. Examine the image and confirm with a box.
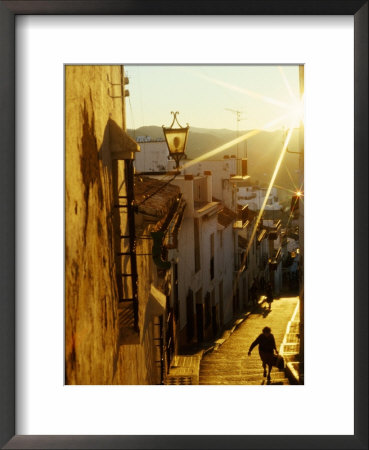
[182,112,292,170]
[232,127,294,290]
[286,93,304,129]
[182,129,261,169]
[284,164,299,193]
[194,72,291,110]
[245,127,294,257]
[297,181,304,206]
[277,66,296,101]
[273,183,299,195]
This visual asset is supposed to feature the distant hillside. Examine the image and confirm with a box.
[127,126,302,201]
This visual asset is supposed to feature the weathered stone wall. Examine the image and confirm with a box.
[66,65,169,385]
[113,224,161,385]
[65,65,124,384]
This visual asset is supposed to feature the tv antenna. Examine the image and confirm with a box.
[225,108,247,158]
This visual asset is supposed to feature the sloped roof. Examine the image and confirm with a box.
[217,206,237,228]
[134,175,181,218]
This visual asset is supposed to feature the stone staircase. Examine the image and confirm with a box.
[164,353,203,385]
[199,355,290,385]
[198,297,298,385]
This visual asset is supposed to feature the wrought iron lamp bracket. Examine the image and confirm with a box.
[164,111,189,130]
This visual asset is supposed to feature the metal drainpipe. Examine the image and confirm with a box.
[120,65,126,131]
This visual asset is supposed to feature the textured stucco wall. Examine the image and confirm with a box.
[65,65,160,385]
[134,141,168,172]
[113,224,161,385]
[221,226,235,324]
[65,65,124,384]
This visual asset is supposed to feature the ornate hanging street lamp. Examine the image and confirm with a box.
[162,111,189,169]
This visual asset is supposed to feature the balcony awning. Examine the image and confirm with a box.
[230,175,250,182]
[233,219,249,230]
[109,118,140,160]
[147,284,166,316]
[218,206,237,228]
[257,229,267,242]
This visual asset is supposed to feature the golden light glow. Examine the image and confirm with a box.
[233,127,294,289]
[173,68,303,299]
[191,70,304,130]
[182,112,292,170]
[273,184,299,195]
[246,127,294,254]
[278,66,304,128]
[287,95,304,128]
[278,66,295,101]
[195,72,291,109]
[284,164,299,193]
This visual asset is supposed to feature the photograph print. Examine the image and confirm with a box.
[65,64,304,385]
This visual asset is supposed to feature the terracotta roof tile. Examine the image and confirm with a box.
[134,176,181,218]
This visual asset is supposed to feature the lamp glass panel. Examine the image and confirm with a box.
[164,128,188,155]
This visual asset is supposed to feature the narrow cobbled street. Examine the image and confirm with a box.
[199,297,298,385]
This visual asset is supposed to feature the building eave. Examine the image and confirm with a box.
[194,201,220,218]
[230,175,250,182]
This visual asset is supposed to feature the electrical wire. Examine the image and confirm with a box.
[128,95,136,139]
[136,172,181,207]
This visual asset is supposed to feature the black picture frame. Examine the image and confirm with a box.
[0,1,367,449]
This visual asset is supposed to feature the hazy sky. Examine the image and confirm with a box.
[125,65,301,131]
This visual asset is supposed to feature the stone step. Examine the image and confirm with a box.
[199,372,286,381]
[199,372,288,378]
[200,360,284,367]
[200,369,281,376]
[199,374,286,381]
[202,355,259,360]
[204,350,272,356]
[200,363,278,370]
[197,297,298,386]
[201,360,287,367]
[202,357,262,363]
[199,379,290,385]
[200,369,286,377]
[200,369,267,375]
[202,356,288,364]
[199,374,287,381]
[205,356,281,362]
